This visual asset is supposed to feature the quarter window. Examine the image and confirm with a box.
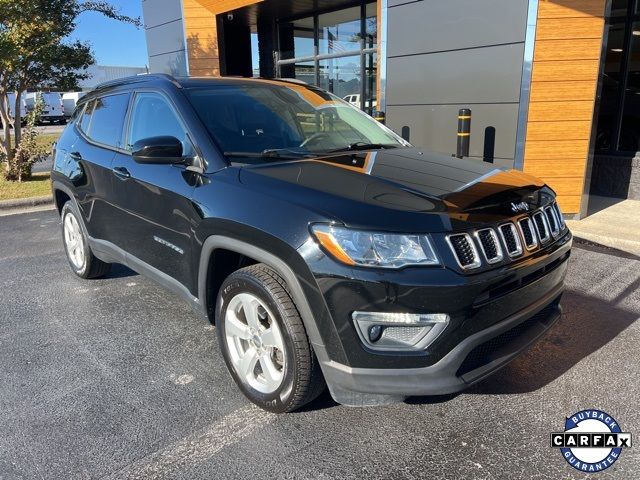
[78,101,94,134]
[128,92,193,156]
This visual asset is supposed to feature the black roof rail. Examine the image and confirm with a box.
[94,73,182,90]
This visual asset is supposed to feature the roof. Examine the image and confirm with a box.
[93,73,317,92]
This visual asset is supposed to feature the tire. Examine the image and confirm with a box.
[61,201,111,279]
[216,264,325,413]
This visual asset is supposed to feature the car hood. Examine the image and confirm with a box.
[238,147,552,232]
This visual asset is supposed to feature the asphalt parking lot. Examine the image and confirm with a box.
[1,209,639,479]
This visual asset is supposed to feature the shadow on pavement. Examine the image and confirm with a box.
[464,289,637,395]
[105,263,139,279]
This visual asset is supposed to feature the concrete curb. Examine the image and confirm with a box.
[571,233,640,259]
[0,195,53,211]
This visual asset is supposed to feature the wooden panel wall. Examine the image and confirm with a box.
[523,0,607,213]
[183,1,261,76]
[183,0,220,76]
[196,0,262,14]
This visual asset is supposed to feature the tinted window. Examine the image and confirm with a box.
[128,92,193,155]
[78,101,94,133]
[87,93,130,147]
[186,84,404,155]
[70,103,84,122]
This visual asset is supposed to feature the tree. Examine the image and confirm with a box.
[0,0,140,180]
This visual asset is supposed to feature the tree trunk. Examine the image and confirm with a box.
[0,92,13,175]
[13,90,22,147]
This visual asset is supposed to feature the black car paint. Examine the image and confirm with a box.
[51,76,570,399]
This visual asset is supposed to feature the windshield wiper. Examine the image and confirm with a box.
[325,142,400,153]
[261,148,317,158]
[223,149,316,160]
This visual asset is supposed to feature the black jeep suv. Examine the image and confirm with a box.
[51,74,571,413]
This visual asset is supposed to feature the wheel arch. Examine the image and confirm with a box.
[51,180,76,214]
[198,235,325,351]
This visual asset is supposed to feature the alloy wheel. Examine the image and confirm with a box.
[63,212,85,270]
[224,292,286,394]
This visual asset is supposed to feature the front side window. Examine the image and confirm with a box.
[186,83,406,159]
[85,93,130,148]
[128,92,193,156]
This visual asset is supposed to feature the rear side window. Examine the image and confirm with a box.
[86,93,130,148]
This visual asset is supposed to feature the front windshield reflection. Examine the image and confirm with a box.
[186,82,408,160]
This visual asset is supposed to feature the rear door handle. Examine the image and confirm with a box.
[69,151,82,161]
[112,166,131,179]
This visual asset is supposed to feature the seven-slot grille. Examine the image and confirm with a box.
[446,233,481,269]
[517,217,538,250]
[446,202,566,271]
[544,206,560,237]
[475,228,503,264]
[532,211,550,243]
[498,223,523,257]
[553,203,565,228]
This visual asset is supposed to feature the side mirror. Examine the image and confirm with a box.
[132,136,183,164]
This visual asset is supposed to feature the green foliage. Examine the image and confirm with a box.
[0,0,140,92]
[0,0,140,181]
[4,96,48,181]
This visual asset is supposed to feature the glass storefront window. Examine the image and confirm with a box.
[318,56,362,100]
[292,61,316,85]
[596,20,627,151]
[278,16,315,60]
[276,2,378,115]
[318,7,362,55]
[619,19,640,151]
[365,2,377,50]
[364,52,378,115]
[612,0,630,17]
[594,0,640,153]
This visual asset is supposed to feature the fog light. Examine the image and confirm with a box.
[352,312,449,352]
[368,325,383,343]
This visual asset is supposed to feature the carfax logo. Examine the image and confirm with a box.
[551,409,632,473]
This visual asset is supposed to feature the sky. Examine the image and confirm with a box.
[67,1,149,68]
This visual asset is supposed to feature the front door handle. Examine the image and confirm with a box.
[112,166,131,179]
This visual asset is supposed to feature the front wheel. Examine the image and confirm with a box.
[216,264,325,413]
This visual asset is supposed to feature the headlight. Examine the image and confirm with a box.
[311,224,439,268]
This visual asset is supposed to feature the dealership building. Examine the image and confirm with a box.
[142,0,639,217]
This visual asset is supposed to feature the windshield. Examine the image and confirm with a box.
[185,81,408,160]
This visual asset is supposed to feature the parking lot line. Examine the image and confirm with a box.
[108,404,276,480]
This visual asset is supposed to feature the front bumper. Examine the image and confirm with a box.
[316,284,562,405]
[303,230,571,405]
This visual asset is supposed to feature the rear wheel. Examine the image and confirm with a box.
[61,201,111,279]
[216,264,325,413]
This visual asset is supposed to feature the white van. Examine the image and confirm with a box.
[25,92,66,124]
[4,93,27,125]
[62,92,86,119]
